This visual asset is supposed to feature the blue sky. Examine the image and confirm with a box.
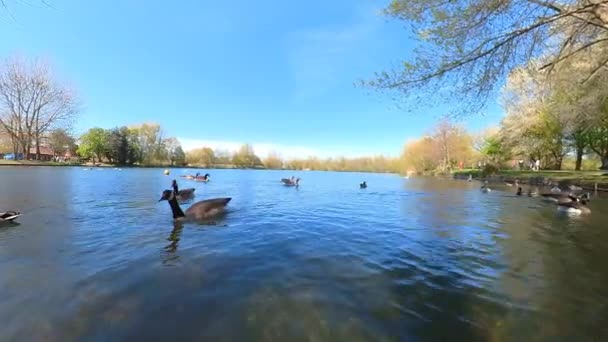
[0,0,503,158]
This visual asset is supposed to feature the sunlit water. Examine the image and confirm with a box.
[1,167,608,341]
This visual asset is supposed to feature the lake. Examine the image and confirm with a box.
[1,167,607,341]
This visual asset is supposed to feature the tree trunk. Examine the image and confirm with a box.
[575,146,584,171]
[36,137,41,161]
[555,157,562,171]
[601,156,608,170]
[12,138,18,157]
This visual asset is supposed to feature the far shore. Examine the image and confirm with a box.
[0,160,259,169]
[0,160,396,174]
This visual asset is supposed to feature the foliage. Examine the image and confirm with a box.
[232,144,263,168]
[186,147,216,167]
[263,151,283,169]
[164,137,185,166]
[499,46,608,170]
[48,128,76,156]
[479,135,509,165]
[78,127,108,163]
[481,163,500,177]
[285,155,399,173]
[400,119,475,173]
[77,123,184,166]
[106,126,139,165]
[368,0,608,115]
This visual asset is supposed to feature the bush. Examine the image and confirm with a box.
[481,163,500,176]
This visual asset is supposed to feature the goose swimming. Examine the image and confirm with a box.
[159,180,231,221]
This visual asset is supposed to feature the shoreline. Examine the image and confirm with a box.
[0,160,398,174]
[453,169,608,191]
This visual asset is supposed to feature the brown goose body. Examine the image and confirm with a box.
[184,197,231,220]
[541,192,590,204]
[557,199,591,214]
[176,188,196,202]
[159,180,230,222]
[281,177,300,186]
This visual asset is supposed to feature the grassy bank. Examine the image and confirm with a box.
[0,160,82,167]
[453,169,608,190]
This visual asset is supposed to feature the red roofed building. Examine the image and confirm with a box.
[28,146,55,161]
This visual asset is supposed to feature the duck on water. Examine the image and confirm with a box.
[480,181,491,193]
[159,180,231,221]
[540,191,590,204]
[181,172,210,182]
[557,196,592,215]
[281,177,300,187]
[0,211,21,224]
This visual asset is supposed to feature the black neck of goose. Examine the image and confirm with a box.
[168,196,185,219]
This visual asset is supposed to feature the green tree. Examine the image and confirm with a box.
[480,135,509,165]
[107,126,139,165]
[129,123,162,165]
[78,128,108,163]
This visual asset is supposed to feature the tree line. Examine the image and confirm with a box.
[77,124,186,166]
[494,52,608,170]
[186,145,400,172]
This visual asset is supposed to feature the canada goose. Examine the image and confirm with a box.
[550,183,562,193]
[0,210,21,223]
[557,198,591,215]
[541,192,588,204]
[527,189,539,197]
[194,173,210,182]
[281,177,300,186]
[360,181,367,189]
[480,181,491,193]
[516,187,522,196]
[159,180,231,221]
[176,188,196,202]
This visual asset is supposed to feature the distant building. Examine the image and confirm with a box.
[28,146,55,161]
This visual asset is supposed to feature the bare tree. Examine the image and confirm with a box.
[367,0,608,115]
[0,57,78,160]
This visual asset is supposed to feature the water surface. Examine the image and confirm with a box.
[1,167,607,341]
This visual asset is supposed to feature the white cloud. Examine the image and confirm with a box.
[178,138,389,159]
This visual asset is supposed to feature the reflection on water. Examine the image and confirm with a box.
[1,167,608,341]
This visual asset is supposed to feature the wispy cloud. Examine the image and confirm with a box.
[284,8,380,99]
[178,138,389,159]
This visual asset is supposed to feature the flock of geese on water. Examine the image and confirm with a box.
[2,170,594,226]
[1,168,370,226]
[157,174,373,223]
[475,176,593,215]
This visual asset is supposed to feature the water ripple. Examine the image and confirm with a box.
[1,170,608,341]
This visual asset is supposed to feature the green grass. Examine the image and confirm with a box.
[454,169,608,183]
[0,159,81,166]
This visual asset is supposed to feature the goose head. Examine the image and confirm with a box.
[159,189,174,202]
